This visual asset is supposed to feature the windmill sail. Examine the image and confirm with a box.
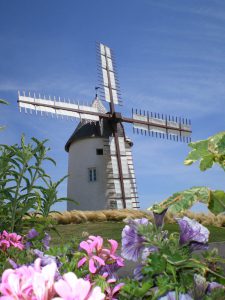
[98,43,121,105]
[18,92,101,122]
[132,110,191,142]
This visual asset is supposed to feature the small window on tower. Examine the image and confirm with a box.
[88,168,97,182]
[96,148,103,155]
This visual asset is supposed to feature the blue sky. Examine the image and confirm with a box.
[1,0,225,211]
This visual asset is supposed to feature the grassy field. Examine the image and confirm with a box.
[50,222,225,247]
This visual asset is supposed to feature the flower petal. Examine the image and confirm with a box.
[54,278,72,299]
[89,259,97,273]
[80,241,91,255]
[93,255,105,266]
[112,283,125,295]
[77,257,87,268]
[88,286,105,300]
[108,240,118,254]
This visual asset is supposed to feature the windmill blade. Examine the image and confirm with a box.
[18,91,109,122]
[122,109,192,143]
[97,43,122,106]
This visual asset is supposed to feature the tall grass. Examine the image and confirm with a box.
[50,209,225,227]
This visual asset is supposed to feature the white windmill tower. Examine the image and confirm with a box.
[65,91,138,210]
[18,43,192,211]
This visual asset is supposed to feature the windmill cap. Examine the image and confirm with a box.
[65,118,131,152]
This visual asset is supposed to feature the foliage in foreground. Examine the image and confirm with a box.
[119,214,225,299]
[0,211,224,299]
[151,132,225,216]
[0,136,73,232]
[0,228,123,300]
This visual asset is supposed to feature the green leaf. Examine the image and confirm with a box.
[208,131,225,155]
[184,140,209,165]
[44,157,56,166]
[208,190,225,215]
[199,154,214,171]
[0,135,64,231]
[184,132,225,172]
[0,99,8,105]
[151,187,210,214]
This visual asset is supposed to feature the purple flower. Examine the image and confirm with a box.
[159,291,193,300]
[100,261,121,279]
[133,264,144,281]
[42,232,51,250]
[189,242,209,252]
[121,218,149,262]
[33,249,62,268]
[27,228,39,239]
[8,258,20,269]
[207,282,225,293]
[177,217,209,246]
[25,241,33,249]
[141,246,158,261]
[153,209,167,228]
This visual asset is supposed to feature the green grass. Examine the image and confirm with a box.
[50,222,225,246]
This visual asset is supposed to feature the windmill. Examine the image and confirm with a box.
[18,43,192,210]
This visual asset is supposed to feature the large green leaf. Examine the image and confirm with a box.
[184,140,209,166]
[151,187,225,215]
[208,190,225,215]
[150,187,210,214]
[199,154,214,171]
[208,131,225,155]
[184,132,225,171]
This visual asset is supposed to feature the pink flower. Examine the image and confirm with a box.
[53,272,105,300]
[101,273,124,300]
[0,266,34,299]
[78,239,105,273]
[0,231,24,251]
[105,283,124,300]
[0,239,10,251]
[78,236,124,274]
[0,258,57,300]
[8,233,24,250]
[102,240,124,267]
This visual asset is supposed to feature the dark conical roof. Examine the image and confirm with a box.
[65,118,125,152]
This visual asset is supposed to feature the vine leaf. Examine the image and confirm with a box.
[199,154,214,171]
[152,132,225,216]
[184,140,209,166]
[208,132,225,155]
[184,132,225,172]
[208,190,225,215]
[151,187,225,215]
[150,187,210,214]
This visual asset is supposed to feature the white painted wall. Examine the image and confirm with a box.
[67,137,108,210]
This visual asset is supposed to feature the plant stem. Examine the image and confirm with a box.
[11,164,27,231]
